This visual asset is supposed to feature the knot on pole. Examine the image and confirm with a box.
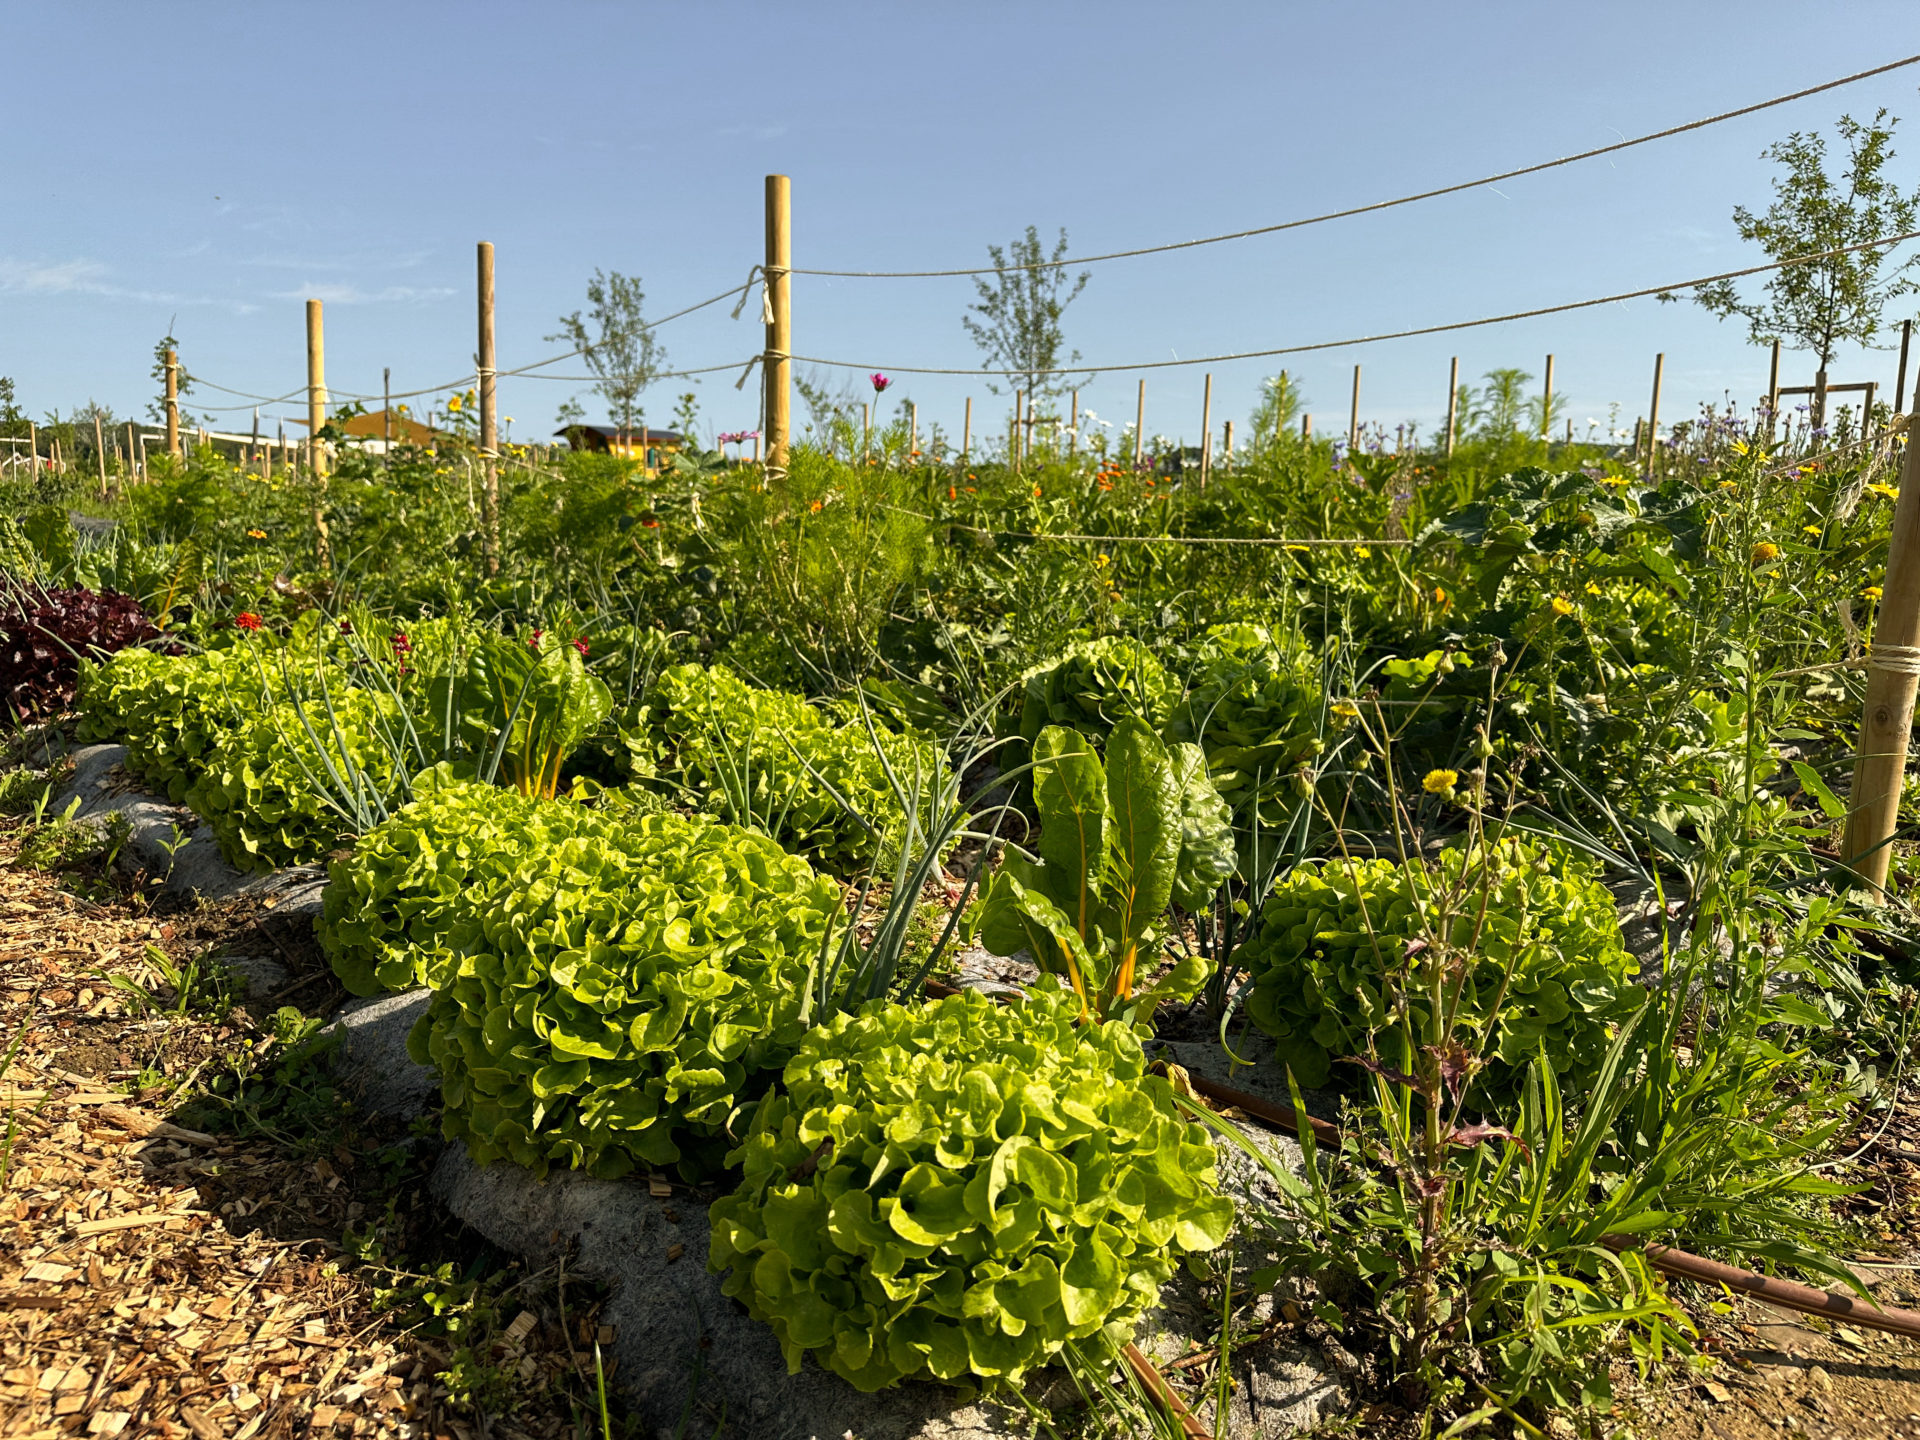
[730,266,766,321]
[1867,643,1920,677]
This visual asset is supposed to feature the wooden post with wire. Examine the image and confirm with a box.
[1644,353,1664,467]
[478,241,500,575]
[909,402,917,461]
[1134,379,1145,468]
[164,349,180,457]
[1069,388,1079,456]
[1541,354,1554,439]
[306,298,331,568]
[763,174,792,484]
[93,414,106,498]
[25,423,36,479]
[1840,414,1920,897]
[1223,419,1234,467]
[1445,356,1459,459]
[1767,338,1782,442]
[124,423,136,484]
[1348,365,1361,449]
[1199,372,1212,486]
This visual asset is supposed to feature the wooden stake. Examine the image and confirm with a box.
[962,397,972,463]
[1645,352,1664,466]
[1134,379,1145,468]
[1445,356,1459,458]
[909,401,918,460]
[1541,353,1554,438]
[1199,373,1212,487]
[478,241,500,575]
[1223,419,1234,466]
[1841,415,1920,896]
[94,414,106,496]
[863,402,871,463]
[1348,364,1361,449]
[164,349,180,457]
[1865,383,1878,438]
[1069,388,1079,456]
[1897,321,1911,419]
[1813,367,1828,430]
[1013,390,1024,469]
[306,298,331,568]
[764,174,792,482]
[1301,413,1312,442]
[1767,338,1782,442]
[124,423,137,484]
[26,423,35,478]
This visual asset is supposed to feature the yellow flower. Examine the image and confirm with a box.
[1750,541,1780,564]
[1432,586,1451,607]
[1354,545,1371,558]
[1551,595,1575,616]
[1868,483,1901,502]
[1717,479,1737,491]
[1585,581,1604,596]
[246,528,266,539]
[447,394,463,412]
[1331,700,1360,720]
[1731,440,1749,455]
[1093,553,1111,568]
[809,499,823,513]
[1802,524,1823,536]
[1422,768,1459,796]
[1863,585,1884,601]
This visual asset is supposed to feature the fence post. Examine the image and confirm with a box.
[1301,413,1312,442]
[1813,367,1828,431]
[1069,388,1079,457]
[306,298,332,568]
[164,350,180,457]
[1445,357,1459,458]
[962,396,971,464]
[94,414,107,497]
[1840,415,1920,896]
[1223,419,1234,467]
[1348,365,1361,449]
[1199,372,1212,486]
[1767,338,1782,443]
[1541,353,1554,439]
[1013,390,1024,469]
[1134,379,1145,468]
[1644,353,1664,468]
[909,402,918,461]
[863,402,872,464]
[764,174,792,485]
[1897,320,1911,418]
[124,423,136,484]
[478,241,500,575]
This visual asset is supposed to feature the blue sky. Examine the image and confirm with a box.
[3,2,1917,450]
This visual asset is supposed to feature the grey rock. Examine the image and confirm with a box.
[324,989,438,1127]
[222,955,291,1000]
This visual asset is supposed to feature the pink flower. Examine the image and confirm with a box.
[870,373,891,394]
[572,637,589,658]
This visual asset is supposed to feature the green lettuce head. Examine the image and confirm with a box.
[708,983,1234,1392]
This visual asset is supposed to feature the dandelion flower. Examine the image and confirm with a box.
[1331,700,1360,720]
[1751,541,1780,564]
[1585,581,1604,596]
[1551,595,1575,616]
[1422,768,1459,796]
[1868,483,1901,502]
[1863,585,1884,601]
[1355,545,1371,558]
[1802,524,1823,536]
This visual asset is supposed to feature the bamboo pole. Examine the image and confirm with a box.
[1541,353,1554,439]
[1199,373,1212,487]
[94,414,106,496]
[1840,416,1920,896]
[1767,338,1782,442]
[1134,379,1145,468]
[1645,352,1664,467]
[1013,390,1024,469]
[962,397,971,463]
[764,174,792,483]
[164,349,180,457]
[1445,356,1459,458]
[124,423,136,484]
[1347,364,1361,449]
[478,241,500,575]
[306,298,331,568]
[26,423,35,479]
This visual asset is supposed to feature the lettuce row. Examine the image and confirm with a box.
[404,801,841,1179]
[1240,839,1641,1093]
[630,662,954,874]
[708,984,1233,1392]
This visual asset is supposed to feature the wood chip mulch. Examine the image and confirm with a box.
[0,824,612,1440]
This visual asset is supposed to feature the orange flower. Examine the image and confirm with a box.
[948,485,956,500]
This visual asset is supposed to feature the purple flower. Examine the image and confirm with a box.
[870,373,891,394]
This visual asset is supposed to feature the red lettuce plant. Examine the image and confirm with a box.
[1,585,167,721]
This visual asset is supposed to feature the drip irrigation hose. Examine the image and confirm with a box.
[1173,1070,1920,1342]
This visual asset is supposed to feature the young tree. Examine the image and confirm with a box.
[549,270,667,446]
[1684,109,1920,421]
[145,326,198,425]
[1248,371,1307,447]
[961,226,1090,402]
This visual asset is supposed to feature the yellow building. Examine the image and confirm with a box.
[557,424,684,475]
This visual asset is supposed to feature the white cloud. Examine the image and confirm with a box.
[0,256,177,303]
[267,281,455,305]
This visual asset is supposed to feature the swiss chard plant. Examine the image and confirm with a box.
[966,719,1234,1024]
[708,984,1234,1392]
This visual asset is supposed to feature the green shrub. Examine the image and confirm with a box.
[708,984,1234,1392]
[1240,839,1642,1093]
[406,809,840,1179]
[631,663,954,874]
[1015,636,1174,747]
